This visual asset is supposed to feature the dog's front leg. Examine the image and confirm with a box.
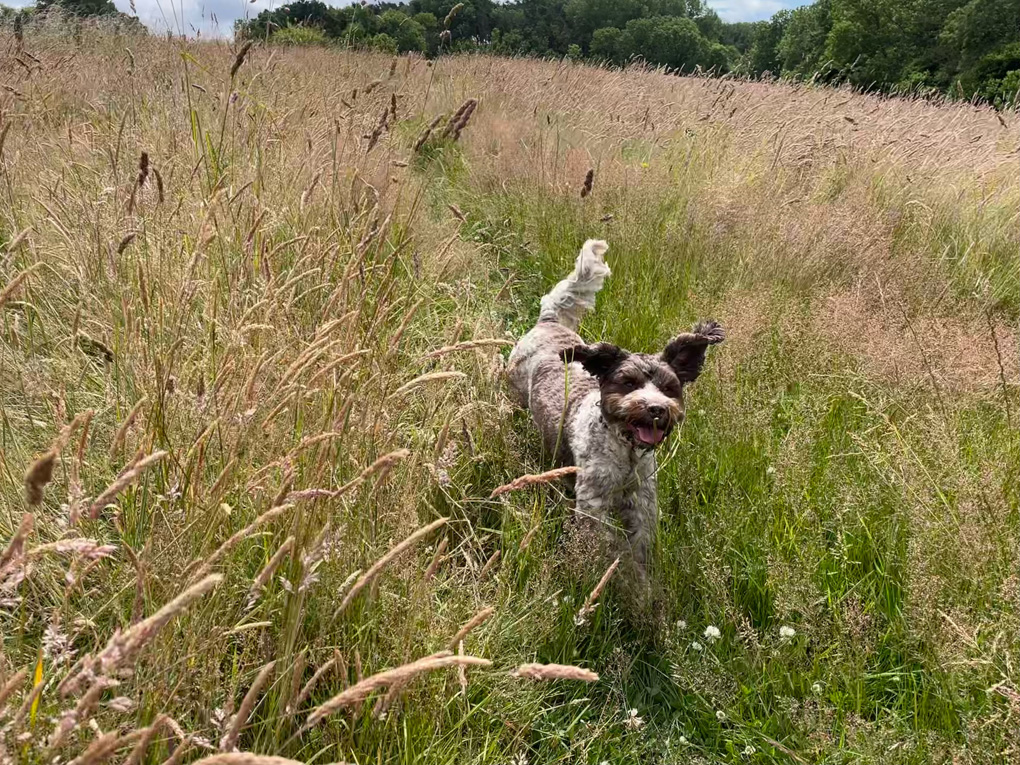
[620,497,655,572]
[573,465,618,546]
[620,474,658,575]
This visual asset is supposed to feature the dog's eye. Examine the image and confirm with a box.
[660,382,681,398]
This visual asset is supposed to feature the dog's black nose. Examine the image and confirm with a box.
[648,405,667,420]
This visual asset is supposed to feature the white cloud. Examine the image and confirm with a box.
[109,0,285,37]
[706,0,804,22]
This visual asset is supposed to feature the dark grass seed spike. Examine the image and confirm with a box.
[230,41,253,79]
[580,168,594,198]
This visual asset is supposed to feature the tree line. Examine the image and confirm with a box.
[236,0,1018,106]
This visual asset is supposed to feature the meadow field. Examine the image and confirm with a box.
[1,26,1018,765]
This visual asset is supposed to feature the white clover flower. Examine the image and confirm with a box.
[716,710,726,721]
[676,619,687,630]
[779,625,796,640]
[678,735,689,745]
[691,641,703,651]
[743,745,755,755]
[811,681,824,695]
[703,625,721,641]
[766,465,776,475]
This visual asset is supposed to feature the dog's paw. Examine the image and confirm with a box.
[692,320,725,344]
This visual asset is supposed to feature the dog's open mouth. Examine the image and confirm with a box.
[628,422,667,447]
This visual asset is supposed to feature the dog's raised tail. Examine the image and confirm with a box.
[537,239,610,331]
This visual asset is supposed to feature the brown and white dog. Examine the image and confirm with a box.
[507,240,724,575]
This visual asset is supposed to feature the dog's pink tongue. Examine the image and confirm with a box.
[635,425,665,445]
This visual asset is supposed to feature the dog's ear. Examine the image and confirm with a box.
[560,343,628,379]
[662,320,725,383]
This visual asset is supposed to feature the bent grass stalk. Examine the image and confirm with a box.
[489,467,579,498]
[0,263,42,310]
[512,663,599,682]
[219,660,276,753]
[88,451,168,519]
[447,606,495,649]
[336,517,448,615]
[306,653,491,726]
[576,557,620,623]
[389,371,467,399]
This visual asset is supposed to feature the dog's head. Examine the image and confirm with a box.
[560,321,725,449]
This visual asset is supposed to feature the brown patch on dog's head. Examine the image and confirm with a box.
[561,320,724,449]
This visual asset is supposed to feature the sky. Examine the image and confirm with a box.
[4,0,807,38]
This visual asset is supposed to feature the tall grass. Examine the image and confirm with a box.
[1,28,1017,765]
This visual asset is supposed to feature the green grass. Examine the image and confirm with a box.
[423,158,1018,762]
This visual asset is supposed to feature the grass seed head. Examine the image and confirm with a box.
[490,466,579,498]
[512,663,599,682]
[580,168,594,197]
[24,451,56,506]
[230,41,253,79]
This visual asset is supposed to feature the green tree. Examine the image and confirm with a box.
[648,0,706,17]
[694,9,723,42]
[590,26,623,62]
[972,42,1020,103]
[563,0,644,51]
[619,16,712,71]
[490,26,527,54]
[412,12,441,54]
[776,0,831,78]
[825,0,912,86]
[982,66,1020,107]
[704,42,735,72]
[36,0,117,15]
[378,9,427,53]
[941,0,1020,66]
[270,25,329,46]
[720,21,757,52]
[409,0,496,44]
[238,0,352,39]
[743,13,789,77]
[370,32,398,53]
